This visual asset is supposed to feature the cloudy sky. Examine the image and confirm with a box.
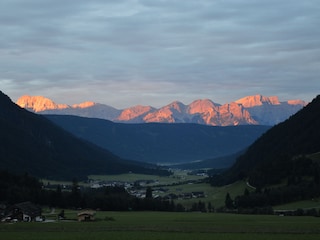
[0,0,319,108]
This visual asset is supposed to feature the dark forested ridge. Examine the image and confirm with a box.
[45,115,270,165]
[173,150,245,170]
[0,91,169,180]
[208,95,320,210]
[211,95,320,187]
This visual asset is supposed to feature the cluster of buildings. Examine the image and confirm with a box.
[88,179,207,200]
[0,202,96,223]
[1,202,43,223]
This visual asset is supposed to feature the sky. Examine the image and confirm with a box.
[0,0,319,108]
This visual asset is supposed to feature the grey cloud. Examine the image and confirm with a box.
[0,0,319,107]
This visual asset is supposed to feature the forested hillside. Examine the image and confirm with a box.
[0,91,168,180]
[212,95,320,186]
[208,95,320,209]
[46,115,270,165]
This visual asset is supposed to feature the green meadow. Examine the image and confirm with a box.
[43,172,320,210]
[89,173,251,208]
[1,211,319,240]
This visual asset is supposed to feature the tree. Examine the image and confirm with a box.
[207,202,214,212]
[145,187,153,199]
[244,188,250,196]
[314,167,320,185]
[71,178,81,208]
[225,192,234,209]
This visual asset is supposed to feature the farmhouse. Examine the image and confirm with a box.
[4,202,42,222]
[77,210,96,222]
[192,191,205,198]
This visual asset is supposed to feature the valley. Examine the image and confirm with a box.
[1,0,318,238]
[43,168,320,212]
[1,90,319,228]
[45,114,270,165]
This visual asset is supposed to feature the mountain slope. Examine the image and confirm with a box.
[0,91,166,180]
[172,150,245,170]
[45,115,270,165]
[218,95,320,186]
[17,94,305,126]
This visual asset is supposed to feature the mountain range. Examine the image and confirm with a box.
[17,94,306,126]
[0,90,168,180]
[45,115,270,165]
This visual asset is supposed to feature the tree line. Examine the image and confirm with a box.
[0,171,184,212]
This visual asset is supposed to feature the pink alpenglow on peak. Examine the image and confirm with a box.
[166,101,187,113]
[143,105,180,123]
[187,99,219,114]
[117,105,154,121]
[16,94,306,126]
[218,102,257,126]
[235,95,280,108]
[72,101,96,108]
[287,99,307,106]
[16,95,69,112]
[142,101,191,123]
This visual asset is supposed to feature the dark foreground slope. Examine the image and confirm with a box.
[46,115,270,165]
[214,95,320,186]
[0,91,167,180]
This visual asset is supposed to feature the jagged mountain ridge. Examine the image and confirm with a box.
[17,94,306,126]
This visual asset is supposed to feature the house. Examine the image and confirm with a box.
[192,191,205,198]
[4,202,42,222]
[77,210,95,222]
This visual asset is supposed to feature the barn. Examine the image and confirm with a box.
[77,210,96,222]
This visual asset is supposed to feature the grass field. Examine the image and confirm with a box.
[89,170,205,184]
[274,199,320,211]
[43,171,320,210]
[1,211,320,240]
[89,172,251,209]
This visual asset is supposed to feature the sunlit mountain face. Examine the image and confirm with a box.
[17,94,306,126]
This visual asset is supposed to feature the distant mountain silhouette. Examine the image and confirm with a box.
[0,91,168,180]
[45,115,270,165]
[214,95,320,186]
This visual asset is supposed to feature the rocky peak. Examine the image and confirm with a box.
[16,95,69,112]
[219,102,257,125]
[117,105,154,121]
[15,94,306,126]
[235,95,280,108]
[287,99,306,106]
[144,107,177,123]
[166,101,187,113]
[72,101,96,108]
[188,99,219,114]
